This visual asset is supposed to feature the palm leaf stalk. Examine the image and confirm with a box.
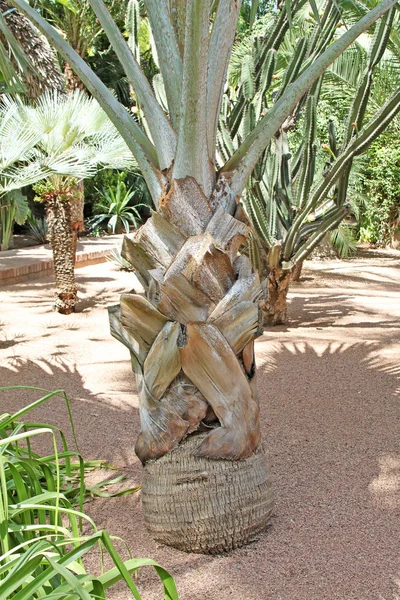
[10,0,398,553]
[0,90,135,313]
[227,3,399,325]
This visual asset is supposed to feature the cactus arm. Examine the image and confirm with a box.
[291,206,348,264]
[222,0,398,195]
[283,84,400,260]
[293,96,318,210]
[342,7,396,145]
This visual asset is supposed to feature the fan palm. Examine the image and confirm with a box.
[11,0,398,552]
[0,98,54,249]
[0,1,66,250]
[1,90,135,313]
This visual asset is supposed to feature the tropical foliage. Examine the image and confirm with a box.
[220,2,400,324]
[0,386,178,599]
[17,89,135,313]
[357,130,400,245]
[88,175,148,234]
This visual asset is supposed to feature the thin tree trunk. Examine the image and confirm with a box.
[45,195,77,314]
[291,260,303,282]
[65,61,86,257]
[261,266,292,326]
[109,177,273,553]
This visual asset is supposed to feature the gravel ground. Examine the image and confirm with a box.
[1,249,399,600]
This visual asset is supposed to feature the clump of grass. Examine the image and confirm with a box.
[0,386,178,600]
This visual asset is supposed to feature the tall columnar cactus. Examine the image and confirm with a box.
[223,3,400,325]
[12,0,398,553]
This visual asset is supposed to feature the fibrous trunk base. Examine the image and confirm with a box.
[142,432,273,554]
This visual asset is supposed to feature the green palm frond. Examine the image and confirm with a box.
[330,221,358,256]
[321,42,368,102]
[0,90,137,191]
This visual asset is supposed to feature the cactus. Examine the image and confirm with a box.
[220,2,400,325]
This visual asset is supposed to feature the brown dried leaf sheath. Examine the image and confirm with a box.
[157,272,216,323]
[180,322,260,459]
[135,373,189,463]
[120,294,168,362]
[212,301,259,355]
[160,177,213,236]
[143,321,181,400]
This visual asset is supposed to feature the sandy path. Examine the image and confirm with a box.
[1,250,399,600]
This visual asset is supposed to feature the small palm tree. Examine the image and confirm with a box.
[0,96,54,249]
[1,90,135,313]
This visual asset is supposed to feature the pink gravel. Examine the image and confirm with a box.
[0,248,400,600]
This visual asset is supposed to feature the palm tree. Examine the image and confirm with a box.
[0,0,67,249]
[12,0,398,553]
[30,1,128,244]
[3,91,135,313]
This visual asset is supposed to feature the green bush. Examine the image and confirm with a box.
[84,170,152,220]
[357,131,400,245]
[0,386,178,600]
[88,177,147,234]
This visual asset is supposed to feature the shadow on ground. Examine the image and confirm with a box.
[1,256,400,599]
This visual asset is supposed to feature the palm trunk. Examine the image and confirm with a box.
[142,431,273,554]
[262,266,292,326]
[45,194,77,314]
[65,62,86,252]
[109,177,273,553]
[64,62,86,92]
[69,181,85,263]
[0,0,65,99]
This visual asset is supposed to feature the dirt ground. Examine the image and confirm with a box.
[1,248,399,600]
